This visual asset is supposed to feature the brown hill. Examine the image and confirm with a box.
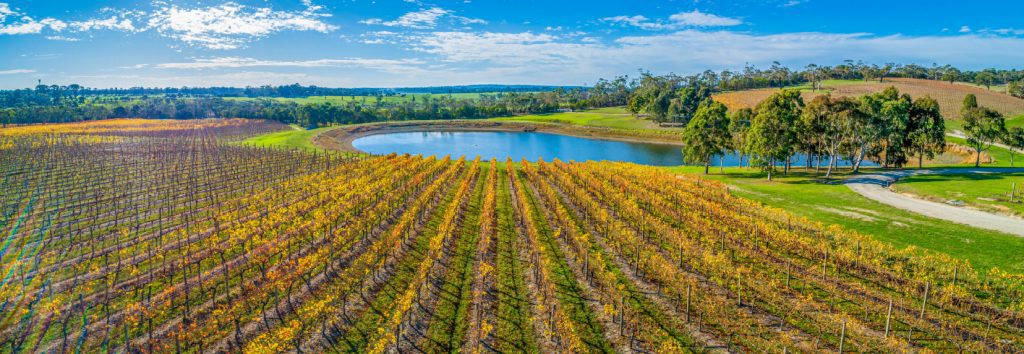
[713,78,1024,120]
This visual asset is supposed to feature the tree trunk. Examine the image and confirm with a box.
[815,153,821,175]
[704,161,709,175]
[826,153,837,178]
[767,161,774,181]
[975,145,982,167]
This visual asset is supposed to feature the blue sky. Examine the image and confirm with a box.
[1,0,1023,88]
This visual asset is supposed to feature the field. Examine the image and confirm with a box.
[223,92,492,105]
[892,172,1024,217]
[713,78,1024,121]
[1,119,1022,353]
[491,106,680,131]
[240,125,338,151]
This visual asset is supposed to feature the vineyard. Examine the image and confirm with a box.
[1,119,1023,353]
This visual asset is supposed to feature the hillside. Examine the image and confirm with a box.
[714,78,1024,120]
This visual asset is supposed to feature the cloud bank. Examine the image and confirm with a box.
[0,1,336,49]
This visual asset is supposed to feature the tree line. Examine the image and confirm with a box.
[3,61,1023,127]
[624,63,1024,124]
[682,89,1024,179]
[0,93,568,126]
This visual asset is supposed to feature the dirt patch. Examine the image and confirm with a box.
[315,120,685,153]
[817,206,879,222]
[942,143,994,165]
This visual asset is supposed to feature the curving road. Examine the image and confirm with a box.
[845,168,1024,237]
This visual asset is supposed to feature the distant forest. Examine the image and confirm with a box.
[2,61,1023,126]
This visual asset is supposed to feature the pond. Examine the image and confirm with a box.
[352,130,873,167]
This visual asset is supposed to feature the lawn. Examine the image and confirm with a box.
[892,172,1024,217]
[663,166,1024,273]
[240,125,336,151]
[490,107,679,131]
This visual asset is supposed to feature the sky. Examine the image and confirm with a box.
[1,0,1024,89]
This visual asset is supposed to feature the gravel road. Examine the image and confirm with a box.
[845,168,1024,237]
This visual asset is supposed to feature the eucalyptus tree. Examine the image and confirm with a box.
[1009,80,1024,98]
[682,100,731,174]
[747,89,803,180]
[802,95,864,177]
[907,96,946,168]
[861,87,912,168]
[1003,127,1024,167]
[942,67,962,84]
[963,104,1007,167]
[728,108,754,167]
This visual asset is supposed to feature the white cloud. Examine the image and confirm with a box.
[405,29,1024,85]
[0,69,34,75]
[361,7,485,29]
[600,15,664,30]
[0,3,14,21]
[69,71,323,87]
[0,2,336,49]
[147,2,337,49]
[991,28,1024,36]
[413,32,567,64]
[46,35,80,42]
[151,57,424,73]
[602,10,741,30]
[669,10,741,27]
[69,16,136,32]
[0,16,66,35]
[959,26,971,33]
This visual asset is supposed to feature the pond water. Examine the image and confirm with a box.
[352,131,873,167]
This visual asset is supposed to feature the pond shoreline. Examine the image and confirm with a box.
[314,120,684,154]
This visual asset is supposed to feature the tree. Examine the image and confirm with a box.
[670,85,712,124]
[907,96,946,168]
[975,69,997,90]
[962,106,1006,167]
[941,67,961,84]
[860,87,912,168]
[962,94,978,114]
[747,89,803,180]
[802,95,864,177]
[728,108,753,167]
[877,63,895,82]
[682,100,731,174]
[1009,80,1024,99]
[1002,127,1024,167]
[804,64,822,91]
[628,73,675,122]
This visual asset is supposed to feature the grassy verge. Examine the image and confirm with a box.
[241,125,336,151]
[663,166,1024,273]
[892,172,1024,217]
